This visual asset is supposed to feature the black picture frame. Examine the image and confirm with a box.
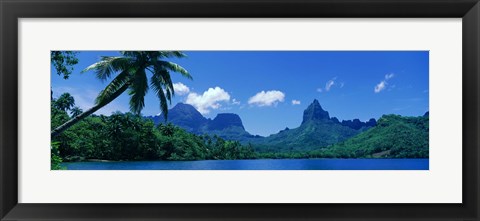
[1,0,479,220]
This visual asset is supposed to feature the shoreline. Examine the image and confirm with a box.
[62,158,430,163]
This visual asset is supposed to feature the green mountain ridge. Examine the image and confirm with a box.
[311,114,429,158]
[254,99,375,152]
[255,120,364,152]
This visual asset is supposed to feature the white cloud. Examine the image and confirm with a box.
[248,90,285,107]
[185,87,231,114]
[291,100,301,105]
[374,81,387,93]
[232,98,241,105]
[321,77,340,92]
[172,82,190,95]
[385,73,395,80]
[325,79,335,91]
[374,73,395,93]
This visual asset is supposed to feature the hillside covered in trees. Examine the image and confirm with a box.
[52,100,255,163]
[308,114,429,158]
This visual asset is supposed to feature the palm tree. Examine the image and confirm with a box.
[54,93,75,112]
[70,106,83,117]
[51,51,191,137]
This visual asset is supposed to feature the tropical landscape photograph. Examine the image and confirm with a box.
[51,51,429,170]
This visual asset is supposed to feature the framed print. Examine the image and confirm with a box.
[1,0,479,220]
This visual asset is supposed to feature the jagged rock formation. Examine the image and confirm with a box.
[208,113,245,131]
[256,99,377,152]
[302,99,330,123]
[145,103,255,141]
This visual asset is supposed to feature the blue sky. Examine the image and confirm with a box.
[52,51,429,136]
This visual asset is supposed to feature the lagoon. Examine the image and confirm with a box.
[61,158,428,170]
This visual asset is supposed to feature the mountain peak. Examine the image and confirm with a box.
[147,103,250,140]
[172,102,197,111]
[424,111,429,117]
[168,103,205,119]
[302,99,330,124]
[209,113,245,130]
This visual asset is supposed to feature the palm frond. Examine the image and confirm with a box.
[120,51,142,58]
[150,74,169,120]
[95,69,132,106]
[82,56,132,81]
[154,67,175,96]
[165,87,172,103]
[155,60,192,80]
[128,69,149,115]
[158,51,187,58]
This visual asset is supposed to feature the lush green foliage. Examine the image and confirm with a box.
[308,114,429,158]
[51,51,79,79]
[53,93,75,112]
[254,120,361,152]
[51,142,65,170]
[51,100,255,162]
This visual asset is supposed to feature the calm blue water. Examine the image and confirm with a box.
[61,158,428,170]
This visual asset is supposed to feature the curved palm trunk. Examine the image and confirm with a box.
[51,84,129,138]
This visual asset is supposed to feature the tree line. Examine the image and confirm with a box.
[51,96,255,167]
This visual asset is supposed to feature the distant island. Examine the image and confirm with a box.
[52,98,428,162]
